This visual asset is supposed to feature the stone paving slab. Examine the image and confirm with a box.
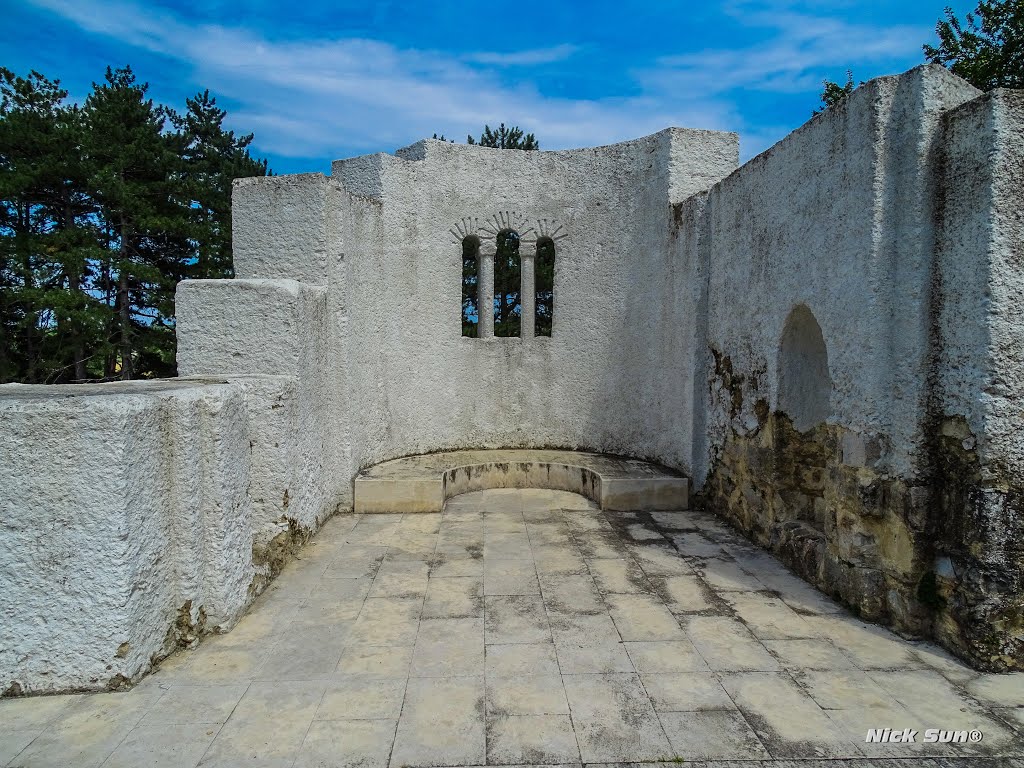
[1,488,1022,767]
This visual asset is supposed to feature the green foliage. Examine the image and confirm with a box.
[493,229,521,337]
[467,123,539,150]
[814,70,860,115]
[924,0,1024,90]
[0,65,269,383]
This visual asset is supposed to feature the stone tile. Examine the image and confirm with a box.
[764,638,858,670]
[994,706,1024,732]
[10,690,161,768]
[368,567,430,599]
[390,676,485,767]
[485,714,581,765]
[316,676,407,720]
[798,669,906,711]
[554,640,635,674]
[573,531,628,560]
[652,574,714,612]
[429,556,483,578]
[422,576,484,618]
[538,573,604,615]
[484,559,540,596]
[296,593,366,624]
[640,672,735,711]
[484,595,550,644]
[561,673,672,762]
[628,543,694,577]
[720,671,864,758]
[294,719,397,768]
[649,510,693,529]
[549,612,621,645]
[727,592,817,639]
[257,624,349,681]
[1,730,38,765]
[531,545,588,576]
[966,672,1024,708]
[802,616,921,670]
[336,644,413,677]
[398,514,442,534]
[671,532,725,558]
[348,597,422,646]
[869,669,1021,753]
[605,593,686,641]
[685,616,780,671]
[912,642,979,684]
[174,646,269,683]
[587,558,652,594]
[102,723,219,768]
[696,558,766,591]
[0,693,80,729]
[385,534,439,561]
[625,523,665,541]
[658,709,770,760]
[198,715,309,767]
[525,521,574,546]
[483,533,533,560]
[441,506,484,523]
[230,680,325,723]
[324,545,389,578]
[623,640,709,673]
[485,642,560,678]
[410,618,484,677]
[139,684,248,725]
[487,675,569,716]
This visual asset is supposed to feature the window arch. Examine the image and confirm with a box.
[461,236,480,337]
[535,237,555,337]
[777,304,832,431]
[493,229,521,337]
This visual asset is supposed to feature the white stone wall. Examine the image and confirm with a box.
[688,66,981,483]
[227,129,740,494]
[0,380,256,694]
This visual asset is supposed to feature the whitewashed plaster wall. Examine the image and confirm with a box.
[689,65,981,483]
[225,129,739,499]
[0,380,258,694]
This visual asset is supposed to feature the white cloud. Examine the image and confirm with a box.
[463,45,580,66]
[26,0,932,164]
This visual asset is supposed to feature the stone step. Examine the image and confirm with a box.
[354,448,690,513]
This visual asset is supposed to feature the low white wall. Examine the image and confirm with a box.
[227,129,740,494]
[0,380,255,694]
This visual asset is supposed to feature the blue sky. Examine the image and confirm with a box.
[4,0,971,174]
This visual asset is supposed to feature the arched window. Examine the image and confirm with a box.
[535,237,555,337]
[461,236,480,337]
[777,304,832,431]
[493,229,521,337]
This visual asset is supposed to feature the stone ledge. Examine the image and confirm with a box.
[354,449,690,513]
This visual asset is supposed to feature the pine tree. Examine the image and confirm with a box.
[0,68,100,383]
[175,90,269,280]
[467,123,539,150]
[82,66,192,379]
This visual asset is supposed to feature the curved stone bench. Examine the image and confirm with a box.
[354,449,689,513]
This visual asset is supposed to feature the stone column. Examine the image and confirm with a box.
[520,252,535,339]
[479,245,495,338]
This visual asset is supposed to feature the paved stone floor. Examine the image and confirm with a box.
[2,489,1022,768]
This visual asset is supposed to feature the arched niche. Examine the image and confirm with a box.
[777,304,832,431]
[461,235,480,337]
[535,236,555,337]
[493,229,522,337]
